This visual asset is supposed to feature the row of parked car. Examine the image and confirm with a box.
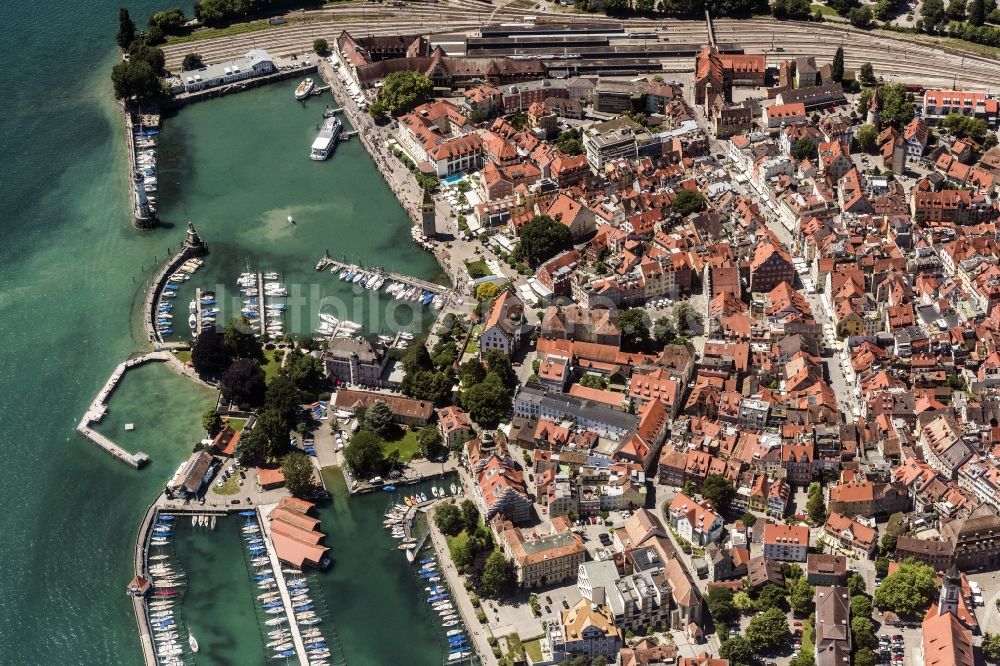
[879,634,906,664]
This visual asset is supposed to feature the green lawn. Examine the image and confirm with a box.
[262,349,283,382]
[225,418,247,432]
[801,619,815,656]
[465,259,489,279]
[810,3,839,15]
[464,325,482,355]
[445,529,470,563]
[164,11,362,46]
[176,350,192,364]
[215,475,241,496]
[523,637,543,663]
[384,428,421,461]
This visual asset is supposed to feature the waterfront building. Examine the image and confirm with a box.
[268,497,330,570]
[165,450,214,499]
[175,49,275,94]
[324,337,387,387]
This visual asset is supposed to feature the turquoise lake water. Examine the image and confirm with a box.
[0,1,451,661]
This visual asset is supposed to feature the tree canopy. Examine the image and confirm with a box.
[478,550,516,598]
[940,113,989,141]
[461,373,510,427]
[807,482,827,524]
[719,636,756,666]
[671,189,707,216]
[773,0,813,19]
[476,282,501,301]
[484,349,518,392]
[789,575,815,616]
[983,633,1000,663]
[619,309,649,346]
[202,408,223,437]
[370,70,433,119]
[362,400,395,438]
[856,124,879,153]
[702,474,737,514]
[707,587,737,624]
[792,138,819,162]
[459,358,487,386]
[111,59,162,101]
[235,425,268,466]
[181,53,204,71]
[117,7,137,49]
[417,426,446,459]
[744,607,791,652]
[343,430,389,479]
[281,451,316,498]
[221,358,266,408]
[225,315,263,360]
[434,502,465,536]
[831,47,845,82]
[517,215,572,267]
[873,559,938,617]
[313,37,329,54]
[191,329,231,376]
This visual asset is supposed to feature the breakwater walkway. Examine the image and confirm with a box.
[144,223,207,345]
[76,352,178,468]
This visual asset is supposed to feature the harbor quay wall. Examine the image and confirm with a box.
[124,109,156,230]
[163,64,318,109]
[316,58,457,296]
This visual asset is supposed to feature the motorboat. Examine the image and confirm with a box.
[288,215,295,225]
[295,78,316,100]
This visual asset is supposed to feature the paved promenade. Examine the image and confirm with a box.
[426,507,500,666]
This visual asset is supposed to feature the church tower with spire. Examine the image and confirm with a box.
[866,87,882,132]
[937,563,962,617]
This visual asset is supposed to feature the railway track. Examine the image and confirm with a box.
[161,6,997,90]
